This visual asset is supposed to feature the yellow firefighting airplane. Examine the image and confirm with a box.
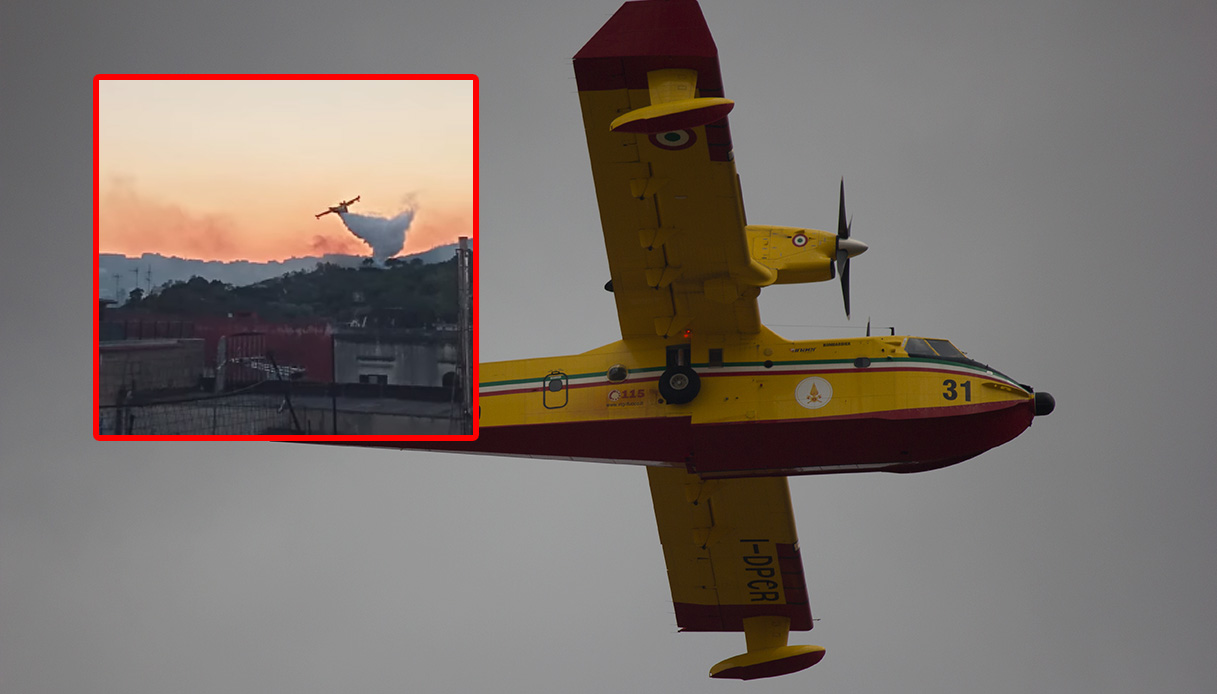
[314,195,360,219]
[360,0,1055,680]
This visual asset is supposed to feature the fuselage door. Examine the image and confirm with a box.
[543,370,569,409]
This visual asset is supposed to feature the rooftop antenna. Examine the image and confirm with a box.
[866,318,871,337]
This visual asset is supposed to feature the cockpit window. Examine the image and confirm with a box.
[926,339,964,359]
[904,336,1004,378]
[905,337,967,360]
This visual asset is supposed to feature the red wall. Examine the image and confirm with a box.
[106,312,335,382]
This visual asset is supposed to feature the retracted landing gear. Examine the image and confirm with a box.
[659,365,700,405]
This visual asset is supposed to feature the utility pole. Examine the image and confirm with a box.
[454,237,473,434]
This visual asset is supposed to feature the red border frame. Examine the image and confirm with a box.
[94,74,479,442]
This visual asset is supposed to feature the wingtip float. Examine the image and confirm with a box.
[711,640,827,681]
[320,0,1055,680]
[608,69,735,133]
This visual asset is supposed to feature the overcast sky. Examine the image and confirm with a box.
[4,0,1217,692]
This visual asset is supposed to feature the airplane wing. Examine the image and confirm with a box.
[647,467,812,632]
[648,466,822,678]
[575,4,823,677]
[574,0,771,340]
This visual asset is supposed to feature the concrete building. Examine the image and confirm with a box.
[332,328,459,388]
[98,338,207,407]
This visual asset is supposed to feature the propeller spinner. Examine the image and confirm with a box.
[833,180,868,318]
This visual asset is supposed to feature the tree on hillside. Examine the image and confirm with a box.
[131,260,459,325]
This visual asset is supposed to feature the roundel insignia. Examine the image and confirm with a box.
[649,130,697,150]
[608,389,622,402]
[792,233,809,248]
[795,376,833,409]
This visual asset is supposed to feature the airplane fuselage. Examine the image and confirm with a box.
[315,198,358,219]
[410,328,1050,479]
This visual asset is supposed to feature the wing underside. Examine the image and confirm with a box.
[647,466,813,632]
[574,0,766,340]
[578,2,826,679]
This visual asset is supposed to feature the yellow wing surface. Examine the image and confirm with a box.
[649,467,823,679]
[647,467,812,632]
[576,1,824,678]
[574,0,771,340]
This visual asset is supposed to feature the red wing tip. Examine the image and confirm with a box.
[574,0,715,60]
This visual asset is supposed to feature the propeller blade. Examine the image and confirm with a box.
[841,259,851,318]
[838,179,849,239]
[833,179,865,318]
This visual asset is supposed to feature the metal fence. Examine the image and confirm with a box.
[97,332,466,436]
[98,383,300,436]
[98,333,305,436]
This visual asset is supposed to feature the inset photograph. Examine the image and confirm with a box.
[95,75,477,440]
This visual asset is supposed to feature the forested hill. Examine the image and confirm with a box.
[120,258,459,326]
[99,243,461,302]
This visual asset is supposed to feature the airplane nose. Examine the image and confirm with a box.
[1034,391,1056,416]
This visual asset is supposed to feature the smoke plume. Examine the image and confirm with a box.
[308,234,363,255]
[101,176,239,259]
[339,208,416,263]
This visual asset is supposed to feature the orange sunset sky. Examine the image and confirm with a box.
[98,77,475,262]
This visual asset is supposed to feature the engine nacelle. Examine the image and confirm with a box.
[746,225,836,285]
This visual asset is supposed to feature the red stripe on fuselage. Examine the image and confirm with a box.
[480,364,1025,398]
[380,399,1035,478]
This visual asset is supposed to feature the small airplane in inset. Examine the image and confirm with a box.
[314,196,360,219]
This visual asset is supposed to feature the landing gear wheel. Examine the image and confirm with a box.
[659,365,701,405]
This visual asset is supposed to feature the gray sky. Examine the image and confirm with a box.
[4,0,1217,692]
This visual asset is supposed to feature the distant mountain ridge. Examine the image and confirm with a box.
[99,243,460,301]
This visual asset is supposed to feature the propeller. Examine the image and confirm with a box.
[833,179,868,318]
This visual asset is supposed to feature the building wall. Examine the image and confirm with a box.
[98,339,206,405]
[333,335,458,387]
[102,310,335,382]
[190,316,334,382]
